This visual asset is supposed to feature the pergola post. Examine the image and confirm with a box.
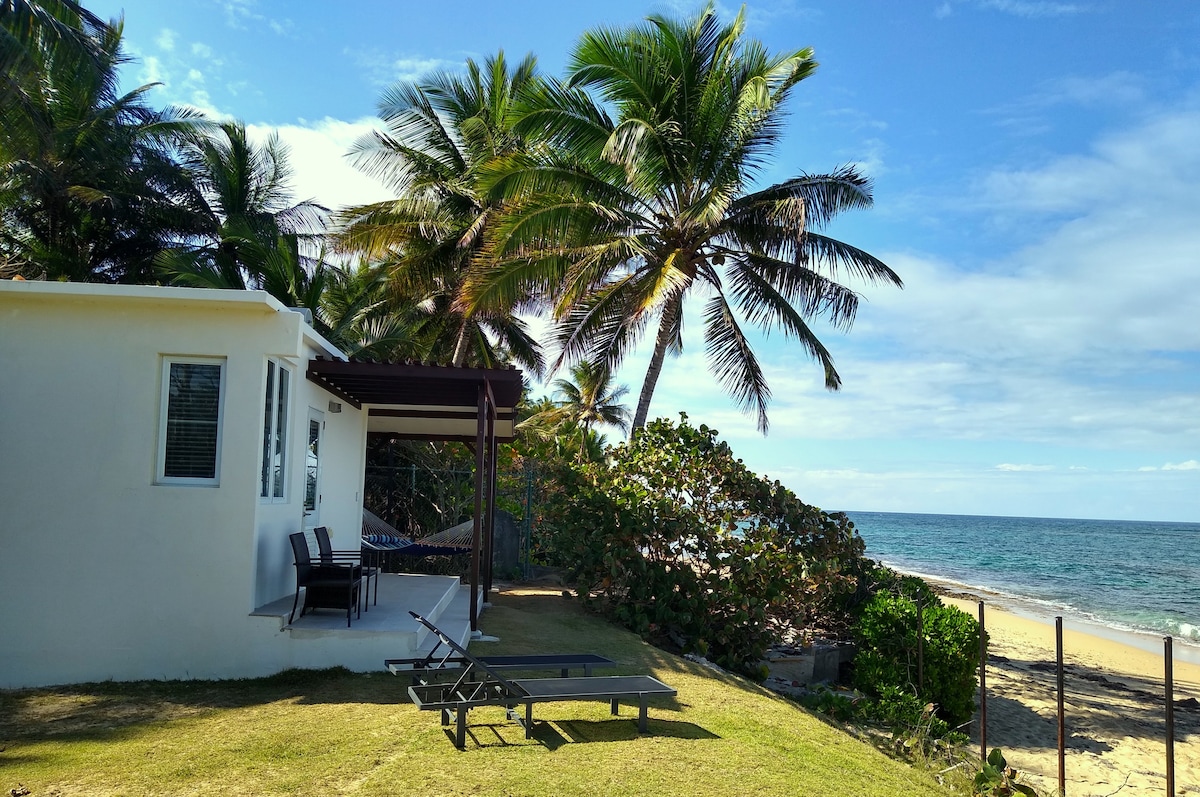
[483,380,498,601]
[470,384,486,632]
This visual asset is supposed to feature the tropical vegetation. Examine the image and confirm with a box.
[536,413,869,675]
[336,51,546,375]
[464,4,902,432]
[0,0,207,282]
[0,589,954,797]
[0,0,1007,786]
[852,579,984,727]
[1,0,900,433]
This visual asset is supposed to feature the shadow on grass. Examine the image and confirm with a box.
[554,718,719,744]
[0,667,407,750]
[483,590,796,703]
[443,717,719,752]
[0,586,787,748]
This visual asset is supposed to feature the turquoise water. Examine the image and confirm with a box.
[846,511,1200,648]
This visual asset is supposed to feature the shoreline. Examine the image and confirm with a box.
[930,587,1200,795]
[899,567,1200,667]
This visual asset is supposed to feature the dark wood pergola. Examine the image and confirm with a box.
[306,357,523,632]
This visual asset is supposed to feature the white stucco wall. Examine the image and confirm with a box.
[250,341,368,608]
[0,283,368,688]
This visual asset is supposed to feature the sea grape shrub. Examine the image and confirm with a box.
[539,414,868,677]
[851,589,982,727]
[501,426,584,567]
[870,565,940,606]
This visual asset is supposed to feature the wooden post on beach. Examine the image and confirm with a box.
[1056,616,1066,797]
[1165,636,1175,797]
[978,600,987,760]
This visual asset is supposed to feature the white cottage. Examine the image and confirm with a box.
[0,281,520,689]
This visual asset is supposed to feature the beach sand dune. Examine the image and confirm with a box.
[941,596,1200,796]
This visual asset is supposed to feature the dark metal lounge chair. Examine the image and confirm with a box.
[385,623,616,683]
[402,611,676,749]
[289,531,361,627]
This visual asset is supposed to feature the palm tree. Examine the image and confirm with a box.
[158,121,454,364]
[550,359,631,435]
[155,120,327,294]
[517,361,628,462]
[318,258,438,362]
[336,51,545,376]
[0,0,206,281]
[467,3,902,434]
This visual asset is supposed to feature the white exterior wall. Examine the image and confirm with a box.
[250,343,368,608]
[0,283,368,688]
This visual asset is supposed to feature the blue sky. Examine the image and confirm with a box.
[91,0,1200,522]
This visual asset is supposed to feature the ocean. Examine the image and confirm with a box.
[845,511,1200,652]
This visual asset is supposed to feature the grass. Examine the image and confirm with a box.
[1,587,954,796]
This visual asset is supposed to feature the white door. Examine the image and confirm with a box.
[302,409,324,531]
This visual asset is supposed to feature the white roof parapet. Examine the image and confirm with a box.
[1,280,348,361]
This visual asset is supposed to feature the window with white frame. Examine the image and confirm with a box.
[260,359,290,499]
[158,357,225,485]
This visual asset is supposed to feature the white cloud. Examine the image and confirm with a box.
[391,57,455,84]
[1038,72,1146,108]
[984,72,1148,135]
[996,463,1054,472]
[155,29,177,52]
[934,0,1088,20]
[215,0,261,29]
[977,108,1200,215]
[742,1,821,29]
[346,49,462,87]
[250,118,393,211]
[977,0,1086,17]
[1142,460,1200,472]
[139,55,165,87]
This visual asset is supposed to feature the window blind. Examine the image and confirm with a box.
[164,361,222,479]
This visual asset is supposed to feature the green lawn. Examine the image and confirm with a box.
[1,587,953,796]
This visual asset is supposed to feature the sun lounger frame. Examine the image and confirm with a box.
[386,640,617,682]
[401,612,676,748]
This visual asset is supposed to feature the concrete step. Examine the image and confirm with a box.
[249,573,476,673]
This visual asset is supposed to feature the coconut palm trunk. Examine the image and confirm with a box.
[451,321,471,367]
[631,297,682,433]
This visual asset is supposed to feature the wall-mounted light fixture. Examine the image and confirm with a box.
[328,401,342,413]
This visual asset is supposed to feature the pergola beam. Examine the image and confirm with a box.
[305,358,523,635]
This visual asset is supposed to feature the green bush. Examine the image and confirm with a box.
[538,414,868,676]
[860,685,962,742]
[851,588,982,727]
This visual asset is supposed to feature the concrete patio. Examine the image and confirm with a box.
[249,573,478,674]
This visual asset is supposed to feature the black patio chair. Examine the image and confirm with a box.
[289,531,361,627]
[314,526,379,610]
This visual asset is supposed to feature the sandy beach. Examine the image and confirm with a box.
[936,592,1200,796]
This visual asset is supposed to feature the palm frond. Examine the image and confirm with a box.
[726,257,842,389]
[702,290,772,433]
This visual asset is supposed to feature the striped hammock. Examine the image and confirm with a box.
[361,509,472,555]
